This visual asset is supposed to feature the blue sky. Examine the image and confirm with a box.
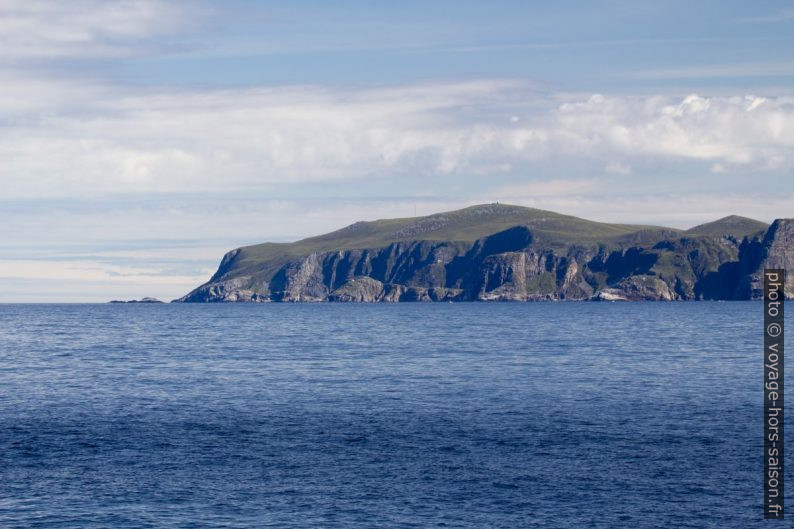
[1,0,793,301]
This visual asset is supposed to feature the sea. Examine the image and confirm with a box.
[0,302,788,528]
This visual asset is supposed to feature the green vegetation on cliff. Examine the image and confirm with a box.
[213,204,682,283]
[176,203,789,302]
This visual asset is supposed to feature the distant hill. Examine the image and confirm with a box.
[685,215,769,238]
[206,204,683,284]
[175,203,791,302]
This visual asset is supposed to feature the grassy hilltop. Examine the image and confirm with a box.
[220,203,694,281]
[177,203,780,302]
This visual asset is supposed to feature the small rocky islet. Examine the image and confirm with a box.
[109,297,164,304]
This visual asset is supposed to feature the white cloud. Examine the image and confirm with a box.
[499,193,794,227]
[629,62,794,80]
[0,258,209,302]
[0,259,205,282]
[741,9,794,24]
[0,0,198,60]
[605,162,632,175]
[2,78,794,199]
[488,179,604,197]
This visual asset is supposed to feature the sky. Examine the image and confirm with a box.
[1,0,793,302]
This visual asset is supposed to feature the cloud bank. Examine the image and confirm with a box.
[0,0,195,60]
[2,77,794,199]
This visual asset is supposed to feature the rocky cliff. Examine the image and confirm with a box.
[175,204,791,302]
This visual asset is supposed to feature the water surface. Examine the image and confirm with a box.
[0,303,786,528]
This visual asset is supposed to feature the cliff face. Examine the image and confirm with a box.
[745,219,794,299]
[175,205,791,302]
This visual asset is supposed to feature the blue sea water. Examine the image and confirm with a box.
[0,302,788,528]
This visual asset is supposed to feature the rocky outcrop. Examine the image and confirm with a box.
[327,277,463,302]
[606,275,676,301]
[176,213,792,302]
[328,276,385,302]
[109,297,164,303]
[178,276,270,302]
